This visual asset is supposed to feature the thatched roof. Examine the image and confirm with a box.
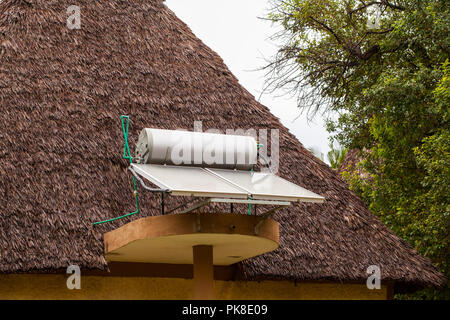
[337,149,365,176]
[0,0,446,292]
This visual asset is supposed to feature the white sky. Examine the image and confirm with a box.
[165,0,331,162]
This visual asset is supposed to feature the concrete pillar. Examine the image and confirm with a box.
[193,245,214,300]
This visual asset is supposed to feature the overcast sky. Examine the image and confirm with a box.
[165,0,331,163]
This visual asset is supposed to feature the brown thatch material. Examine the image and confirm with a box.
[0,0,446,292]
[337,149,360,175]
[337,149,369,178]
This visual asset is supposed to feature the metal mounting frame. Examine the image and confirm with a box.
[180,198,290,214]
[254,205,287,235]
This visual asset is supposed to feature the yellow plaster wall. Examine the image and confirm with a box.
[0,274,388,300]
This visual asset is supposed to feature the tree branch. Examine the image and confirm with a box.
[309,16,342,45]
[381,0,405,11]
[348,1,381,15]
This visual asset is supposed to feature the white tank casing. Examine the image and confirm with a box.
[135,128,257,170]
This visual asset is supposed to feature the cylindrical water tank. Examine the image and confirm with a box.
[135,128,257,170]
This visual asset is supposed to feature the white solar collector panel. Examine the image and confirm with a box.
[208,168,324,203]
[131,164,324,203]
[131,164,249,198]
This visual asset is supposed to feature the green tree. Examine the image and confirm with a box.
[267,0,449,298]
[327,142,348,169]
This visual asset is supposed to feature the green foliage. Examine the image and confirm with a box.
[327,142,348,169]
[307,146,325,161]
[268,0,449,298]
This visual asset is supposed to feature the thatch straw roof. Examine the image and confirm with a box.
[0,0,446,292]
[337,149,367,177]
